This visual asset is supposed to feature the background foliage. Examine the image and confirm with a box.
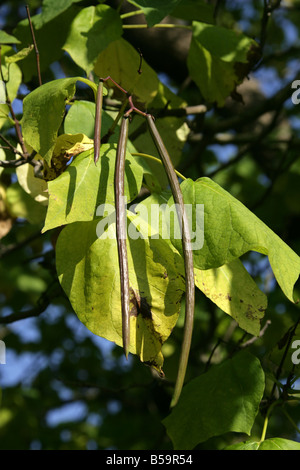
[0,0,300,450]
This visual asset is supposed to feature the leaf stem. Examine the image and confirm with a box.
[122,24,192,30]
[120,10,144,19]
[260,399,282,443]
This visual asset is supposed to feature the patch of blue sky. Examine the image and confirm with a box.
[45,400,88,427]
[208,143,238,164]
[0,349,47,387]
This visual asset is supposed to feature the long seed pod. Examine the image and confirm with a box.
[115,116,130,358]
[146,114,195,407]
[94,79,104,164]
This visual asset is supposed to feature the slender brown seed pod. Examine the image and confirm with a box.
[115,116,131,358]
[94,80,104,164]
[146,114,195,407]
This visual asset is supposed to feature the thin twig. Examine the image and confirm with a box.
[0,63,29,159]
[239,320,272,348]
[26,4,42,86]
[0,133,24,157]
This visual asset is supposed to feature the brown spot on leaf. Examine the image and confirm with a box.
[226,294,232,301]
[129,287,152,320]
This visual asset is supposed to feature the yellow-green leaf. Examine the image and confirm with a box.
[56,214,185,373]
[195,259,267,336]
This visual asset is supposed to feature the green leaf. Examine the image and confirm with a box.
[42,144,144,232]
[127,0,182,27]
[0,104,13,129]
[33,0,84,27]
[63,5,122,74]
[169,178,300,303]
[187,21,260,106]
[0,149,6,177]
[21,77,97,166]
[13,6,79,83]
[225,438,300,450]
[5,45,34,64]
[64,100,115,141]
[163,351,265,449]
[6,182,47,225]
[16,155,48,206]
[0,30,21,44]
[128,81,189,188]
[0,46,22,103]
[56,214,185,373]
[195,259,267,336]
[135,192,267,335]
[94,38,159,107]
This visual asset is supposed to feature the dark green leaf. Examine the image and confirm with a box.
[163,351,265,449]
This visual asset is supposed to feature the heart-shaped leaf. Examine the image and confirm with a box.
[169,178,300,303]
[56,213,185,373]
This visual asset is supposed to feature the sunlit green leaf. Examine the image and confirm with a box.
[94,38,159,107]
[56,214,185,373]
[63,5,122,74]
[195,259,267,336]
[0,30,21,44]
[64,100,116,142]
[42,145,144,232]
[169,178,300,303]
[135,192,267,335]
[187,21,260,106]
[225,438,300,450]
[6,182,47,224]
[21,77,97,166]
[34,0,84,27]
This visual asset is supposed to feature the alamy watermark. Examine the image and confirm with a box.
[0,80,6,104]
[291,340,300,365]
[291,80,300,105]
[0,340,6,365]
[95,199,204,250]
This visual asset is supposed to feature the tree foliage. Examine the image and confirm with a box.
[0,0,300,450]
